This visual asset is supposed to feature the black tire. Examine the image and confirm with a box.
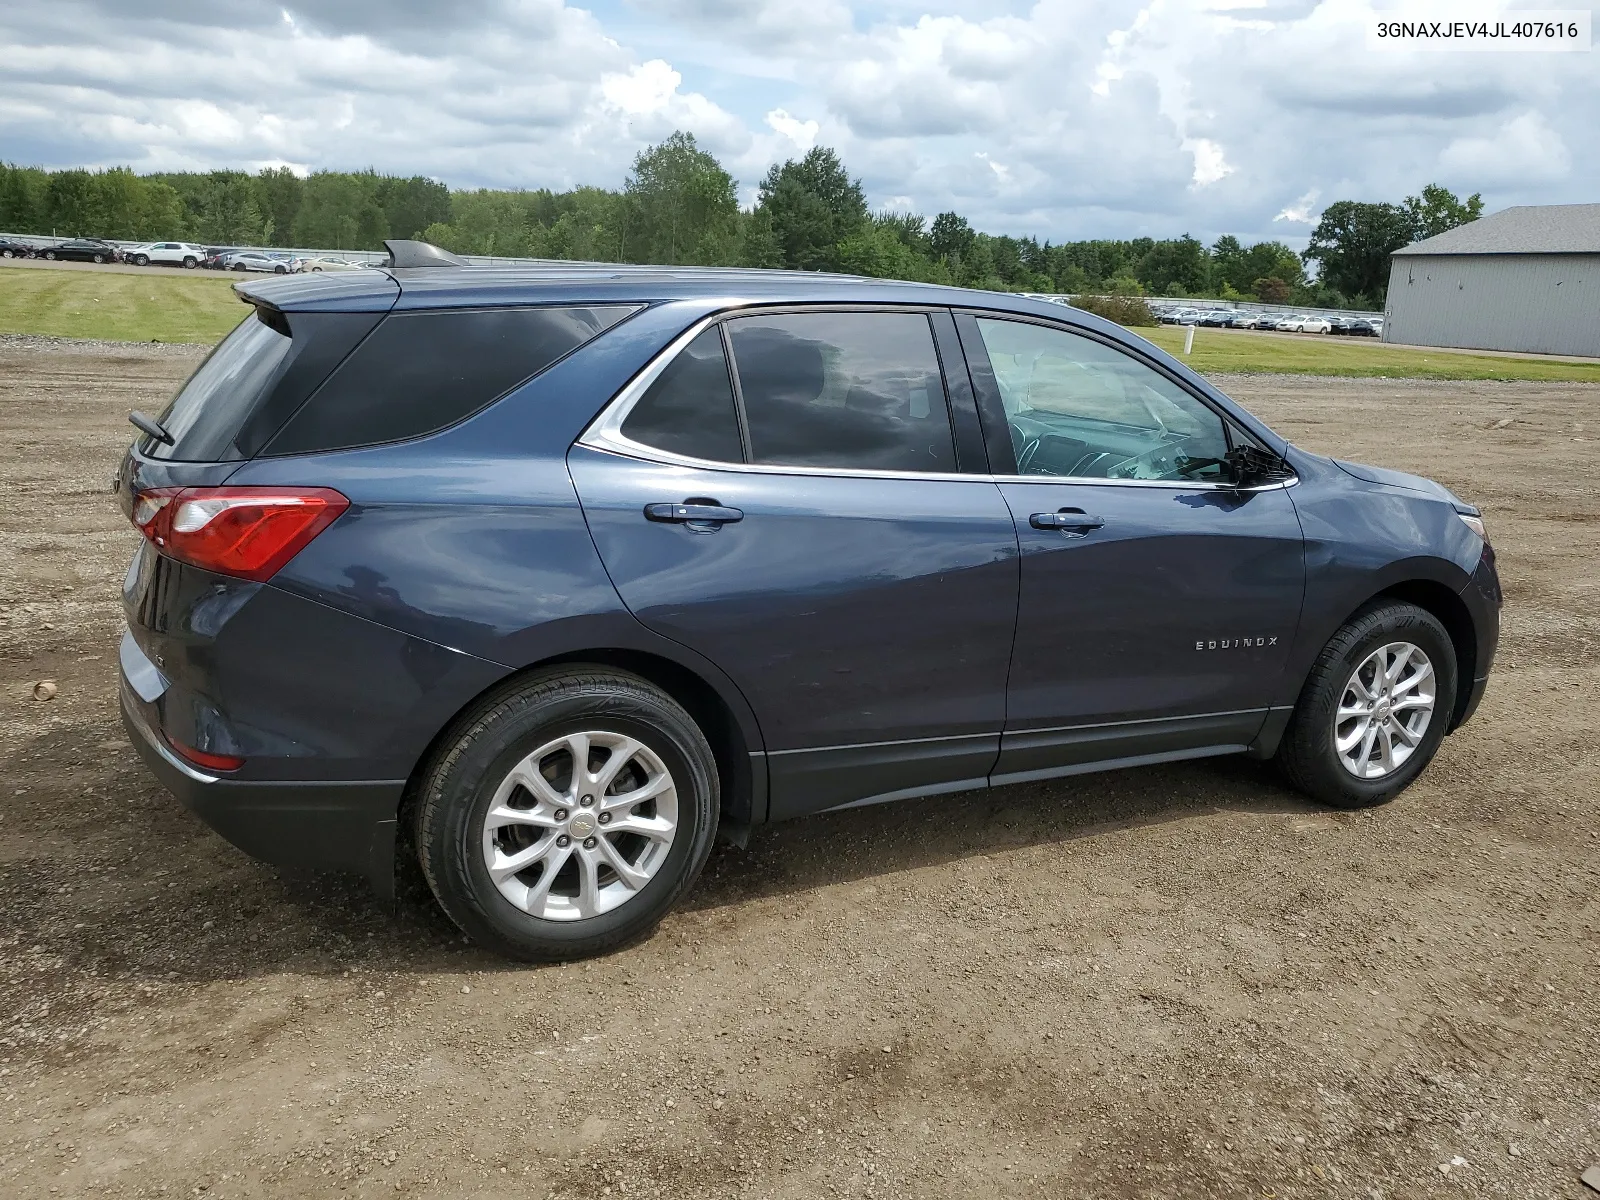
[273,264,286,274]
[416,668,719,962]
[43,251,56,260]
[134,254,149,266]
[0,249,11,258]
[92,254,104,263]
[182,256,196,269]
[1277,601,1457,809]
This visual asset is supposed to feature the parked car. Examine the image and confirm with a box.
[126,241,207,269]
[1171,308,1202,325]
[115,239,1501,961]
[0,236,38,258]
[1253,314,1283,331]
[1276,315,1311,333]
[1226,312,1261,330]
[1299,317,1333,334]
[40,237,121,263]
[1347,318,1381,337]
[223,251,290,274]
[296,255,368,273]
[1197,310,1233,328]
[202,247,240,270]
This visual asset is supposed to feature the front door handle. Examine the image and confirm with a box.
[644,501,744,526]
[1030,509,1105,534]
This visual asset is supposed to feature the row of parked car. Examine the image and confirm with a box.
[0,236,371,274]
[1153,304,1384,337]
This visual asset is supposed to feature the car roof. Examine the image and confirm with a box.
[231,262,1130,337]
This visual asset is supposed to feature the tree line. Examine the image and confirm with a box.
[0,135,1481,310]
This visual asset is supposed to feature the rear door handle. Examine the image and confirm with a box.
[644,501,744,526]
[1029,509,1105,534]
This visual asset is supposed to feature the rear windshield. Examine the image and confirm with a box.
[262,305,639,456]
[147,310,292,460]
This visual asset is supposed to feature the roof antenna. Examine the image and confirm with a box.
[383,239,466,269]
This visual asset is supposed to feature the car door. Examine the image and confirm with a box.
[955,312,1305,784]
[571,307,1019,820]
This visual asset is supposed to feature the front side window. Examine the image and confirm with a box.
[726,311,957,473]
[974,318,1232,482]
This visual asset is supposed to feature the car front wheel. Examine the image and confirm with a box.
[416,668,720,961]
[1278,601,1457,809]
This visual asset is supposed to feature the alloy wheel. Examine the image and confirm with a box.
[480,730,678,921]
[1333,641,1436,779]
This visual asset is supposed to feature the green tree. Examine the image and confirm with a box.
[1137,235,1208,294]
[621,132,738,265]
[192,171,267,243]
[44,170,96,236]
[756,147,868,271]
[1403,183,1484,241]
[376,174,451,242]
[1253,276,1292,304]
[929,211,975,263]
[0,164,49,233]
[292,171,385,249]
[255,167,303,244]
[1302,200,1413,303]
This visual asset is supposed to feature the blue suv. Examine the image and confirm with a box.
[117,241,1500,961]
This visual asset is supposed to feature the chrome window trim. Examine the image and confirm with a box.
[577,310,1298,492]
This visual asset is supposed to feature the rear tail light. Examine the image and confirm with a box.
[130,486,349,582]
[164,735,245,773]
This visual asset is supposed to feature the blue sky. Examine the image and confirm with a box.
[0,1,1592,246]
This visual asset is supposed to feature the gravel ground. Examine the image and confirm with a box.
[1,342,1597,1199]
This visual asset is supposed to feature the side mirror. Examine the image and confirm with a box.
[1225,444,1294,488]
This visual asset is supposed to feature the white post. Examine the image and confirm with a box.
[1183,324,1195,356]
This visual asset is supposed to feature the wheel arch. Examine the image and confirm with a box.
[397,646,764,861]
[1369,578,1478,731]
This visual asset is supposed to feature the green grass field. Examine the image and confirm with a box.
[0,265,246,344]
[1137,324,1600,382]
[4,264,1598,382]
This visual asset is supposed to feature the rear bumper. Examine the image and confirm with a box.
[120,649,403,898]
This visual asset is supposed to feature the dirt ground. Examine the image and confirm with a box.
[1,335,1597,1200]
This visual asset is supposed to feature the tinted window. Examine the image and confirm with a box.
[265,305,637,455]
[974,318,1232,482]
[621,328,743,462]
[149,309,294,460]
[726,311,956,472]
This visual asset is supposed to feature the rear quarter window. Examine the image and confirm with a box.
[262,305,639,456]
[148,309,294,461]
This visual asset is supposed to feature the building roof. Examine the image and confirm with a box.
[1393,203,1600,256]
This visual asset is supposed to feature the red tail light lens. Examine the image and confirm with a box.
[164,736,245,773]
[130,486,349,582]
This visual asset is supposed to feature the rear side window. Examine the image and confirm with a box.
[149,310,293,460]
[263,305,637,456]
[725,312,957,472]
[620,328,743,463]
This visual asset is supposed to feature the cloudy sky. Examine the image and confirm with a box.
[0,0,1593,244]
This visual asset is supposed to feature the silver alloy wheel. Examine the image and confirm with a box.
[481,730,678,921]
[1334,641,1436,779]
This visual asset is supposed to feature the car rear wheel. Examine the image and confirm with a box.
[416,668,719,961]
[1277,601,1457,809]
[182,256,196,268]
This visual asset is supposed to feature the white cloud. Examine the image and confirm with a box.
[1275,189,1321,224]
[1184,138,1233,187]
[0,1,1594,242]
[765,108,818,152]
[601,60,682,116]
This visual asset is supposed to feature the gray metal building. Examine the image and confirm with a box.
[1384,203,1599,358]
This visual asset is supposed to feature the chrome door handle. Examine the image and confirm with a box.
[644,501,744,526]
